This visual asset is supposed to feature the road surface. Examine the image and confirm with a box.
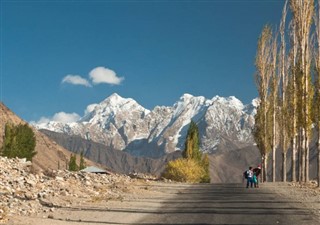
[9,183,319,225]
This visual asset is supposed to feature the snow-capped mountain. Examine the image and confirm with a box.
[34,93,257,158]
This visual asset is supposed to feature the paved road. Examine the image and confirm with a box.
[10,183,319,225]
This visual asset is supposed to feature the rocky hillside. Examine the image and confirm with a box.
[0,103,94,171]
[34,93,258,158]
[0,156,156,223]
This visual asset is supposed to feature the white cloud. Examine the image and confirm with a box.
[84,104,98,115]
[62,75,92,87]
[52,112,81,123]
[89,67,124,85]
[30,117,50,125]
[32,112,81,124]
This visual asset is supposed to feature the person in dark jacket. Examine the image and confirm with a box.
[253,165,261,188]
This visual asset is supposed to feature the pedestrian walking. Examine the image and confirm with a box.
[253,165,261,188]
[243,166,254,188]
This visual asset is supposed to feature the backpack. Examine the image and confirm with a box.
[243,170,249,179]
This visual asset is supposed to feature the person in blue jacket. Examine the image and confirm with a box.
[244,166,254,188]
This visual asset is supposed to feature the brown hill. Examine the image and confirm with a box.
[40,129,257,182]
[209,145,260,183]
[0,102,94,171]
[39,129,182,175]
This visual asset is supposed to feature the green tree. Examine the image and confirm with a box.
[68,154,78,171]
[183,121,202,162]
[1,123,16,158]
[1,123,37,161]
[79,151,86,170]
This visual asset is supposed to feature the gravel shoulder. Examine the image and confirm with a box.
[262,181,320,221]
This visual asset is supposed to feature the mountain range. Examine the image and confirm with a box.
[34,93,258,158]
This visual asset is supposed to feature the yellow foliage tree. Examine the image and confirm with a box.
[162,159,206,183]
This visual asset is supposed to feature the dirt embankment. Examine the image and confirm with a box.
[0,156,160,224]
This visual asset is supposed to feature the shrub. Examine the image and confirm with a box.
[162,158,206,183]
[200,153,211,183]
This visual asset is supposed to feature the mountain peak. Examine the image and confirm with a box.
[211,95,244,110]
[103,93,125,103]
[109,93,122,99]
[178,93,208,104]
[100,93,138,108]
[180,93,194,100]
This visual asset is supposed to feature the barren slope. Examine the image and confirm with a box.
[0,103,94,171]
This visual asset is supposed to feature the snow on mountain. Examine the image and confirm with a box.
[33,93,257,157]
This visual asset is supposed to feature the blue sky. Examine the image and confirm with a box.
[1,0,284,122]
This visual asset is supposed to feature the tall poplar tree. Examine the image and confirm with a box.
[313,0,320,187]
[270,31,279,183]
[183,120,202,162]
[254,25,273,182]
[290,0,314,183]
[279,0,290,182]
[288,19,299,182]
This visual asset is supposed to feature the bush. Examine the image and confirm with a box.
[200,154,211,183]
[162,158,207,183]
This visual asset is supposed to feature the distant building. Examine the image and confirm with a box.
[80,166,111,174]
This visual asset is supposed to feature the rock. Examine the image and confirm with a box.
[55,176,64,182]
[38,198,54,207]
[25,192,36,200]
[60,190,68,196]
[25,179,36,187]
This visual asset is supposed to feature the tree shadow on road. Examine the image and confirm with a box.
[47,183,318,225]
[131,183,317,225]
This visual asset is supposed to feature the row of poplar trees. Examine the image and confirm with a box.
[254,0,320,187]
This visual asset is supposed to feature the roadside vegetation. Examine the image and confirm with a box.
[253,0,320,187]
[162,121,210,183]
